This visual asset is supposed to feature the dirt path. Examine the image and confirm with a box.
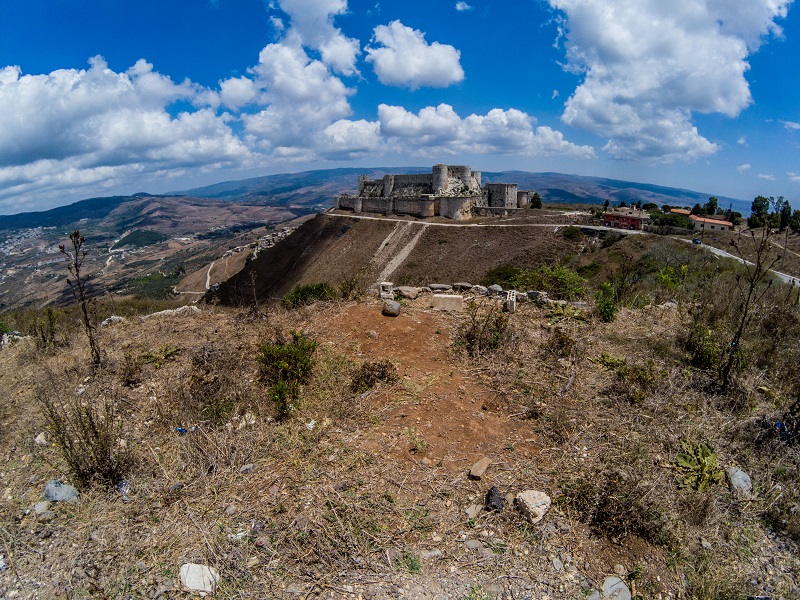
[205,260,216,290]
[376,223,429,283]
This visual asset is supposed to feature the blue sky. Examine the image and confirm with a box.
[0,0,797,214]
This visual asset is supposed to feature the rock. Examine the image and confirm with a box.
[239,463,256,474]
[465,539,484,550]
[37,510,56,523]
[285,584,306,595]
[382,300,401,317]
[366,330,379,339]
[570,301,589,311]
[395,286,419,299]
[472,285,488,295]
[179,563,219,595]
[420,549,442,560]
[224,505,237,517]
[613,564,626,577]
[100,315,126,327]
[43,480,78,503]
[431,294,463,312]
[515,490,551,524]
[553,557,563,571]
[254,535,270,548]
[453,282,473,291]
[168,482,184,493]
[33,501,50,515]
[465,504,482,519]
[429,284,453,291]
[488,284,503,296]
[701,538,712,550]
[469,456,492,480]
[34,432,48,446]
[601,576,632,600]
[485,486,504,512]
[527,290,548,303]
[333,481,349,492]
[142,306,201,320]
[726,467,753,499]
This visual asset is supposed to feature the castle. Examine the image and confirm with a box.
[335,164,532,220]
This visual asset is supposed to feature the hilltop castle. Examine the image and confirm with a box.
[335,164,533,220]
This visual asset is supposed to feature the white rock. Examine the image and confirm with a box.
[180,563,219,595]
[514,490,551,524]
[34,432,48,446]
[601,576,632,600]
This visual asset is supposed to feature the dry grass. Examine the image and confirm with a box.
[1,281,800,598]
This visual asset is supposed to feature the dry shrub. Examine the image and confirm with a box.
[37,375,133,488]
[454,299,509,358]
[350,359,398,393]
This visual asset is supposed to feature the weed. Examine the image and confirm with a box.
[548,303,587,325]
[60,231,102,367]
[32,307,64,350]
[454,300,509,358]
[257,331,317,420]
[142,344,180,369]
[463,585,492,600]
[337,276,362,300]
[404,427,428,453]
[542,328,576,359]
[397,551,421,574]
[595,281,617,322]
[282,283,336,308]
[675,441,724,491]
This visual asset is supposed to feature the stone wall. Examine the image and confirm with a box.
[487,183,518,208]
[439,196,479,220]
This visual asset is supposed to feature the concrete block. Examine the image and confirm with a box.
[432,294,463,312]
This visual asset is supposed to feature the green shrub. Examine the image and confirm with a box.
[562,226,583,241]
[282,283,336,308]
[595,282,617,322]
[257,331,318,420]
[337,276,362,301]
[684,322,723,370]
[454,300,509,358]
[675,441,724,491]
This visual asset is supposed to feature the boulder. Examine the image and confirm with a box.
[100,315,126,327]
[527,290,548,304]
[43,480,79,503]
[514,490,551,524]
[179,563,219,595]
[382,300,401,317]
[726,467,753,499]
[395,286,419,300]
[429,283,453,292]
[487,284,503,296]
[601,576,632,600]
[472,285,488,295]
[453,282,473,291]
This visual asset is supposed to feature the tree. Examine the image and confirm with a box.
[531,192,542,209]
[790,209,800,233]
[704,196,719,216]
[720,223,780,390]
[748,195,770,228]
[779,197,792,231]
[619,201,628,208]
[60,231,102,367]
[691,203,702,216]
[603,199,610,211]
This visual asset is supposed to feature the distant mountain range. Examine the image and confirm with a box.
[0,168,750,229]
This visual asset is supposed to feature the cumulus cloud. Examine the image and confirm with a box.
[376,103,595,158]
[782,120,800,130]
[549,0,792,162]
[366,21,464,90]
[738,136,747,145]
[758,173,776,180]
[789,172,800,183]
[455,2,473,11]
[275,0,360,75]
[737,163,751,173]
[0,58,251,209]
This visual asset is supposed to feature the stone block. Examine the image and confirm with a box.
[431,294,463,312]
[515,490,551,524]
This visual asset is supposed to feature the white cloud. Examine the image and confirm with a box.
[737,136,747,145]
[275,0,360,75]
[782,120,800,130]
[270,16,285,32]
[789,172,800,183]
[552,89,560,99]
[219,76,257,110]
[376,103,595,158]
[549,0,792,162]
[241,37,354,152]
[455,2,473,11]
[758,173,776,180]
[737,163,751,173]
[366,21,464,90]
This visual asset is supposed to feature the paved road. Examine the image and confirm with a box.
[682,239,796,285]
